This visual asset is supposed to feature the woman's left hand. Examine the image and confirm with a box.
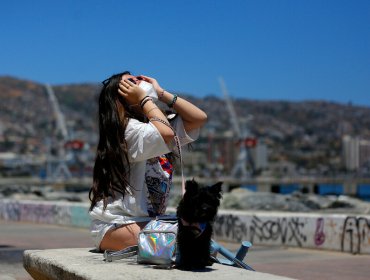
[138,75,164,94]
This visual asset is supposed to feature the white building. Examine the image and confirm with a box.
[359,139,370,168]
[342,135,370,171]
[251,141,268,171]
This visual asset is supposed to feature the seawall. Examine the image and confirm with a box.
[1,199,369,254]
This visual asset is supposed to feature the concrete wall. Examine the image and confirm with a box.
[214,210,370,255]
[1,199,369,254]
[0,199,89,228]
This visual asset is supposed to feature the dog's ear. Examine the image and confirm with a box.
[209,182,223,194]
[185,179,199,194]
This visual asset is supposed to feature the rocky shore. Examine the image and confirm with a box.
[0,184,88,203]
[1,184,370,215]
[218,187,370,214]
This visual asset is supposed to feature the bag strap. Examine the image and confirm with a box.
[150,117,185,195]
[104,245,138,262]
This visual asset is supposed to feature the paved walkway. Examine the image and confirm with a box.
[1,220,370,280]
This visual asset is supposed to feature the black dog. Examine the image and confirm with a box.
[176,179,222,270]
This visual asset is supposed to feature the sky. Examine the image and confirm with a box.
[1,0,369,106]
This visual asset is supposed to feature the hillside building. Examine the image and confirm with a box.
[342,135,370,171]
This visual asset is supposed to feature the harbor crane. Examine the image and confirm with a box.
[45,84,72,180]
[218,77,255,178]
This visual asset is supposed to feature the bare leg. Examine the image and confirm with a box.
[100,222,147,251]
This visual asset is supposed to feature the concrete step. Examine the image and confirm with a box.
[23,248,296,280]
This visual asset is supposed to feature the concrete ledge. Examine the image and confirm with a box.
[214,209,370,254]
[2,198,370,254]
[23,248,295,280]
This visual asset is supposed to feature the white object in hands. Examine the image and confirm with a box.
[139,81,158,101]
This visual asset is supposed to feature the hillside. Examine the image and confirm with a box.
[1,76,370,174]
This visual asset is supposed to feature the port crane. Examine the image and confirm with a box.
[45,84,72,180]
[218,77,255,178]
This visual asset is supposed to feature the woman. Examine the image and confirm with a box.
[89,71,207,251]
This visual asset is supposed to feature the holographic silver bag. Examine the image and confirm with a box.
[137,218,178,265]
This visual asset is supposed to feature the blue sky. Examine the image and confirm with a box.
[1,0,369,106]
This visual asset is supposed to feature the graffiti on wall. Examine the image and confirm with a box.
[2,199,370,254]
[214,213,370,254]
[0,200,91,230]
[250,215,307,246]
[214,214,247,242]
[314,217,325,246]
[341,216,370,254]
[0,200,82,226]
[214,214,308,246]
[1,200,21,221]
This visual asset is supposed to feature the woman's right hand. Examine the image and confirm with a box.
[118,79,146,105]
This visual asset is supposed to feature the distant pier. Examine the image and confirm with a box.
[197,176,370,198]
[1,176,369,199]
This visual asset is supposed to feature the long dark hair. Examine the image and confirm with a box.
[89,71,143,211]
